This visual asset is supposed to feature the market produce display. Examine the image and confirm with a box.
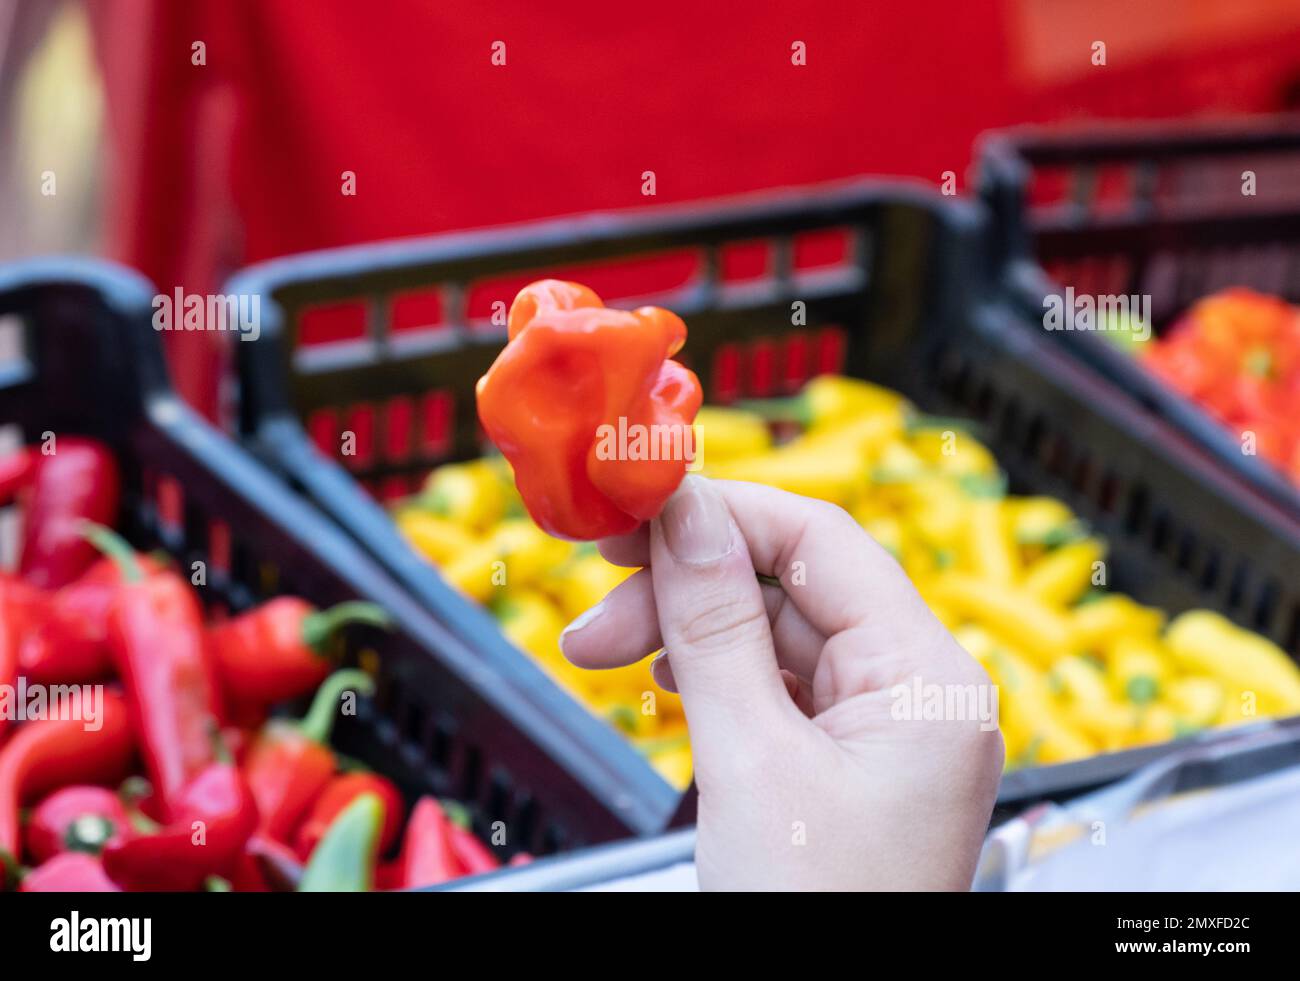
[1140,288,1300,484]
[0,438,510,892]
[389,281,1300,786]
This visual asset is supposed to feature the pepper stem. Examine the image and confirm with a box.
[209,721,233,766]
[298,669,376,745]
[0,847,20,888]
[301,602,392,653]
[733,394,812,427]
[80,522,145,583]
[64,815,115,855]
[439,799,473,831]
[117,778,162,835]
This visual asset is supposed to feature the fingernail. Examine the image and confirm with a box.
[650,650,678,693]
[559,600,606,656]
[659,475,732,564]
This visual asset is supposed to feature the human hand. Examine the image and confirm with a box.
[560,476,1003,890]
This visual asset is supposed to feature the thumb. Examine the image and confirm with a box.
[649,476,792,757]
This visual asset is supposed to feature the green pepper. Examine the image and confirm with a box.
[298,792,383,892]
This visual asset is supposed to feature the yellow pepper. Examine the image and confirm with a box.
[985,647,1095,766]
[1048,655,1111,706]
[588,695,657,738]
[1021,538,1105,607]
[1130,704,1179,747]
[1165,676,1225,730]
[439,519,571,600]
[645,740,693,790]
[1071,595,1165,653]
[951,623,999,665]
[1109,636,1171,705]
[547,551,635,622]
[856,512,904,561]
[899,476,969,554]
[707,446,864,505]
[909,426,999,478]
[1048,655,1137,750]
[962,495,1019,583]
[789,409,905,463]
[872,440,927,481]
[1009,496,1083,548]
[419,459,509,531]
[927,573,1076,667]
[440,539,506,601]
[743,374,908,431]
[487,519,573,588]
[692,406,772,462]
[1165,611,1300,716]
[395,510,479,565]
[492,589,567,662]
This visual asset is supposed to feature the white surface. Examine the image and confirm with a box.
[581,861,699,892]
[581,763,1300,891]
[1010,762,1300,891]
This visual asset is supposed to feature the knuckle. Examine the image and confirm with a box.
[808,497,858,533]
[674,593,769,653]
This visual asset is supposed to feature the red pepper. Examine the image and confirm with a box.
[25,785,133,864]
[389,796,459,889]
[85,525,223,820]
[231,833,304,892]
[18,438,120,589]
[210,597,389,708]
[0,576,45,743]
[448,821,501,876]
[476,280,703,540]
[20,852,121,892]
[16,555,162,687]
[0,688,134,880]
[294,771,403,861]
[244,669,375,844]
[101,754,259,892]
[0,447,34,499]
[1143,289,1300,488]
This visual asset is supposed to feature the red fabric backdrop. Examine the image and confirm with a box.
[86,0,1300,414]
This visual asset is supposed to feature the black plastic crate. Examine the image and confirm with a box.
[976,116,1300,520]
[0,258,667,867]
[228,180,1300,811]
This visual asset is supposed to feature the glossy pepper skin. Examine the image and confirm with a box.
[17,555,161,687]
[389,796,459,889]
[1143,289,1300,482]
[86,525,223,820]
[20,852,121,892]
[25,785,133,863]
[210,598,389,708]
[294,771,403,861]
[18,438,121,589]
[476,280,703,540]
[101,758,259,891]
[448,821,501,876]
[0,447,35,499]
[0,689,134,879]
[232,833,304,892]
[244,669,375,844]
[0,575,46,742]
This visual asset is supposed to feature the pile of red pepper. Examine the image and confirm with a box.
[1143,288,1300,484]
[0,437,514,891]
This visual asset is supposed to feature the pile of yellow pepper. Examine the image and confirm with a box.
[395,375,1300,786]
